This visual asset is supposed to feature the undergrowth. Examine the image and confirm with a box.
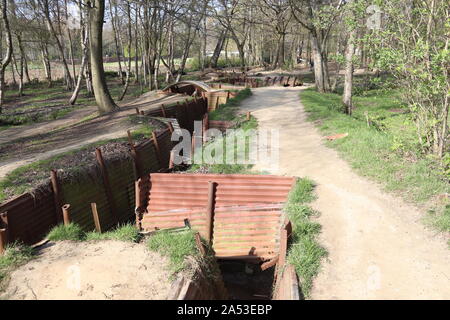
[301,88,449,233]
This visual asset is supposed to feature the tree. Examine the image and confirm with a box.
[374,0,449,157]
[289,0,344,93]
[88,0,118,113]
[0,0,13,111]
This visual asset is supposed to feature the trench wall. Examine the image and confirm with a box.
[0,97,208,246]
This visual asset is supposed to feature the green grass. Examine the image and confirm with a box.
[147,229,199,274]
[0,78,146,128]
[188,89,257,174]
[209,88,252,121]
[0,243,34,287]
[47,223,85,241]
[301,88,449,232]
[85,224,140,242]
[46,223,140,243]
[285,178,327,299]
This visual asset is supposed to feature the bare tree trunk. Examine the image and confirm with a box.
[40,43,52,87]
[0,0,13,112]
[311,32,330,93]
[69,16,90,106]
[109,0,125,84]
[88,0,118,113]
[119,0,132,101]
[343,29,356,115]
[210,30,227,68]
[40,0,74,89]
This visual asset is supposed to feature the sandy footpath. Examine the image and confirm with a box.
[242,86,450,299]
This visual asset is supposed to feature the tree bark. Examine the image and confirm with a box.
[343,28,356,115]
[0,0,13,112]
[88,0,118,113]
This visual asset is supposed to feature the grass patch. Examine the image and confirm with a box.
[301,88,449,231]
[46,223,140,243]
[209,88,252,121]
[286,178,327,299]
[85,224,140,242]
[188,88,258,174]
[0,243,34,288]
[147,229,199,274]
[47,223,84,241]
[426,206,450,233]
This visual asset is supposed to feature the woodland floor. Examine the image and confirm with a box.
[241,86,450,299]
[0,91,183,179]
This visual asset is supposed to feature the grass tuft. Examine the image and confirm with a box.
[285,178,327,299]
[147,229,199,274]
[0,243,33,286]
[46,223,140,243]
[47,223,85,241]
[85,224,140,242]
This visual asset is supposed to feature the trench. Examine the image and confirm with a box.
[218,260,275,300]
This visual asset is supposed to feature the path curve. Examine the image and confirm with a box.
[242,86,450,300]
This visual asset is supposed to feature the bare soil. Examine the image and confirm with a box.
[241,86,450,300]
[1,240,172,300]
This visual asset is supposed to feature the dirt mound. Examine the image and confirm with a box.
[1,240,173,300]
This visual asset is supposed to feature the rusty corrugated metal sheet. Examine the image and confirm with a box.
[0,187,56,244]
[138,173,295,260]
[145,173,295,213]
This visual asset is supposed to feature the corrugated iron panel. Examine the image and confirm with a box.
[138,173,294,260]
[0,186,57,244]
[145,173,294,213]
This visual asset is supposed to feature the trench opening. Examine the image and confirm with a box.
[218,260,275,300]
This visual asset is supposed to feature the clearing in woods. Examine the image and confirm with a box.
[241,86,450,299]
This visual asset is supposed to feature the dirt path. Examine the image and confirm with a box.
[0,92,183,179]
[242,86,450,300]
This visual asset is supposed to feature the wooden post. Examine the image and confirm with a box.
[160,104,167,117]
[95,148,119,223]
[152,131,163,168]
[215,96,220,110]
[205,181,216,245]
[91,203,102,233]
[195,232,206,256]
[135,107,140,115]
[0,212,8,255]
[169,150,175,170]
[246,112,251,121]
[128,130,142,179]
[0,228,6,255]
[50,169,63,223]
[279,228,288,266]
[167,122,174,134]
[127,130,135,148]
[62,204,71,225]
[191,134,196,159]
